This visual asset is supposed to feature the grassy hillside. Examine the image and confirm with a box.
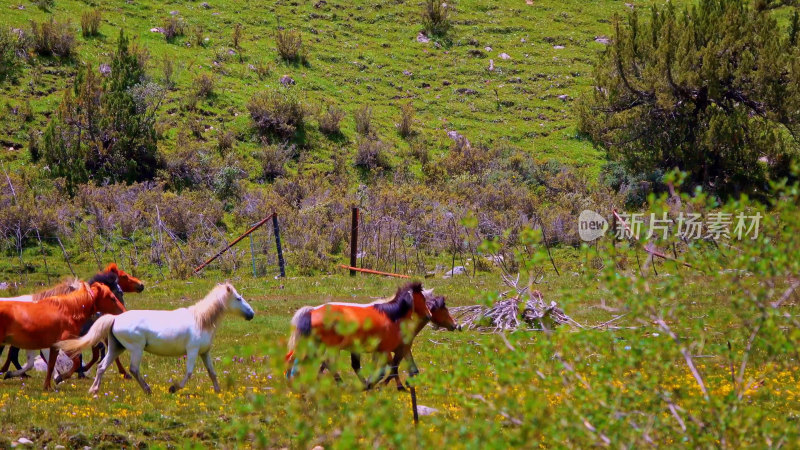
[0,0,654,176]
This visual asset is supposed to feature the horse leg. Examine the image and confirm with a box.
[169,347,198,393]
[89,337,125,395]
[382,348,408,391]
[365,353,393,390]
[43,346,59,390]
[0,346,23,373]
[55,352,83,384]
[80,344,102,376]
[4,350,35,379]
[114,356,131,379]
[350,353,369,387]
[201,352,220,393]
[128,347,151,395]
[318,359,343,383]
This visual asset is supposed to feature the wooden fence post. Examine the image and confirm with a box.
[350,207,359,276]
[273,213,286,278]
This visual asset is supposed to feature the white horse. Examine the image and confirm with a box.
[58,282,254,395]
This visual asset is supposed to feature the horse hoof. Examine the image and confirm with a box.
[20,373,30,379]
[144,387,152,395]
[78,373,87,379]
[397,385,407,392]
[169,385,177,394]
[123,374,132,380]
[54,375,63,384]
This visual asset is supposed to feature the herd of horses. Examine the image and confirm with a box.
[0,263,459,394]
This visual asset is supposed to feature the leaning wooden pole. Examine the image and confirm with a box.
[193,213,275,274]
[350,207,359,276]
[338,265,410,279]
[273,213,286,278]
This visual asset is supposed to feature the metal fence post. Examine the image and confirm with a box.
[273,213,286,278]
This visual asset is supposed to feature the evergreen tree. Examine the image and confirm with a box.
[579,0,800,196]
[39,30,162,194]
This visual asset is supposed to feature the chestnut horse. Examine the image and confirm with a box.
[0,263,145,378]
[0,273,126,390]
[367,294,460,390]
[285,282,433,387]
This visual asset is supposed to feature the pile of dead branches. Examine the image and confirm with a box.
[450,274,580,332]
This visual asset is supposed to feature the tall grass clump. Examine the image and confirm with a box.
[318,105,345,136]
[80,10,102,37]
[0,27,25,82]
[397,103,415,138]
[422,0,451,37]
[275,28,304,63]
[247,89,306,140]
[354,104,373,136]
[29,18,76,57]
[355,138,392,171]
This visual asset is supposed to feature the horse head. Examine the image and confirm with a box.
[411,283,432,320]
[106,263,145,293]
[225,283,255,321]
[428,296,460,331]
[90,282,127,315]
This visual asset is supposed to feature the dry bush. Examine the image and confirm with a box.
[275,28,304,62]
[355,138,392,171]
[397,103,415,138]
[318,105,345,136]
[194,72,215,97]
[256,141,295,181]
[217,127,235,154]
[422,0,451,37]
[29,18,76,57]
[247,89,306,140]
[163,138,215,191]
[354,104,373,136]
[80,10,102,37]
[252,60,271,80]
[163,16,186,42]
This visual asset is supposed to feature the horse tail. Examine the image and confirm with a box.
[286,306,313,357]
[57,314,116,357]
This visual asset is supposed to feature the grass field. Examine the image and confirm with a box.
[0,0,665,177]
[1,250,799,448]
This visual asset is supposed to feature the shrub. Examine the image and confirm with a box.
[80,10,102,37]
[247,89,306,140]
[0,27,25,82]
[355,138,392,171]
[354,104,373,136]
[194,72,215,97]
[422,0,451,37]
[397,102,415,138]
[275,28,303,62]
[29,18,76,57]
[217,127,235,154]
[40,31,161,194]
[256,141,295,181]
[36,0,54,11]
[252,60,271,80]
[213,166,244,204]
[318,105,344,136]
[163,16,186,42]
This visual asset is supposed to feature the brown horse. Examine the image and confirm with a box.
[285,282,432,387]
[0,273,126,390]
[0,263,145,378]
[373,295,459,390]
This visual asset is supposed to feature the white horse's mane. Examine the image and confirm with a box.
[191,283,234,330]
